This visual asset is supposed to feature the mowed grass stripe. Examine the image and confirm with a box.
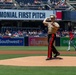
[0,46,75,51]
[0,66,76,75]
[0,54,47,60]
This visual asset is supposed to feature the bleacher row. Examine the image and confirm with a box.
[0,0,73,10]
[16,0,47,4]
[0,0,47,9]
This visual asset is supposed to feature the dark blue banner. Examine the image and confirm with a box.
[62,11,76,21]
[0,37,24,46]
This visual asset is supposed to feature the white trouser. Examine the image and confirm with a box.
[67,40,76,50]
[67,40,70,50]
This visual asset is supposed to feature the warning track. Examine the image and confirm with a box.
[0,51,76,54]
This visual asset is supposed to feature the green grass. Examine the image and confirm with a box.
[0,54,27,60]
[0,66,76,75]
[0,46,47,51]
[0,54,47,60]
[0,46,75,60]
[0,46,75,51]
[0,54,75,60]
[0,46,75,75]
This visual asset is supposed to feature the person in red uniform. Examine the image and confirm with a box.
[67,22,76,51]
[69,31,74,40]
[43,15,60,60]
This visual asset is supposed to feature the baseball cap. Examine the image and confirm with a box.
[50,15,56,19]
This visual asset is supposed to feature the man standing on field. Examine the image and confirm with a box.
[67,22,76,51]
[43,15,60,60]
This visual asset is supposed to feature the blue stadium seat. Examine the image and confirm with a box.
[15,0,48,10]
[0,1,15,9]
[50,0,59,2]
[15,0,34,4]
[15,0,48,4]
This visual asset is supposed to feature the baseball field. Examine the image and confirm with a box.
[0,46,76,75]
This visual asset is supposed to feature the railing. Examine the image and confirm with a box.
[1,27,40,32]
[0,2,15,9]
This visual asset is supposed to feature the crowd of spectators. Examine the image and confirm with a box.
[0,0,16,9]
[49,0,69,10]
[18,0,69,10]
[0,29,47,38]
[56,30,76,37]
[0,29,76,38]
[0,0,69,10]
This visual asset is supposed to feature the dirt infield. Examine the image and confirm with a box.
[0,50,76,66]
[0,51,76,54]
[0,56,76,66]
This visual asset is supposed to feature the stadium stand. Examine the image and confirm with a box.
[15,0,49,10]
[0,0,75,37]
[67,0,76,10]
[14,0,71,10]
[0,0,16,9]
[0,0,74,10]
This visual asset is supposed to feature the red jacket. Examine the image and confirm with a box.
[69,31,74,40]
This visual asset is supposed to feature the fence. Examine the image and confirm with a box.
[0,36,75,46]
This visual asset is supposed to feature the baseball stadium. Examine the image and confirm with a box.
[0,0,76,75]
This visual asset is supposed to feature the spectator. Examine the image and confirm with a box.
[5,30,12,37]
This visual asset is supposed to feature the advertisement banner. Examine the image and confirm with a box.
[0,9,53,20]
[60,37,76,46]
[0,9,62,20]
[0,37,24,46]
[56,11,62,20]
[53,10,62,20]
[29,37,48,46]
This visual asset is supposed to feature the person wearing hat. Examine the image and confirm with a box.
[43,15,60,60]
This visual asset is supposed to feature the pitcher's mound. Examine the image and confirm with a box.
[0,56,76,66]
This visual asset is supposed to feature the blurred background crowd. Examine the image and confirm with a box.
[0,0,76,38]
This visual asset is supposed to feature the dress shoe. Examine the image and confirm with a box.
[46,58,52,60]
[54,53,60,58]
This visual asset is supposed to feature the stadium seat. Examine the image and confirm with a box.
[0,1,16,9]
[15,0,34,4]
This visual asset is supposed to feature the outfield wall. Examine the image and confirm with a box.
[60,37,76,46]
[29,37,48,46]
[0,37,75,46]
[0,37,53,46]
[0,37,24,46]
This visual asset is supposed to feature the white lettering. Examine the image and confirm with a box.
[0,39,20,44]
